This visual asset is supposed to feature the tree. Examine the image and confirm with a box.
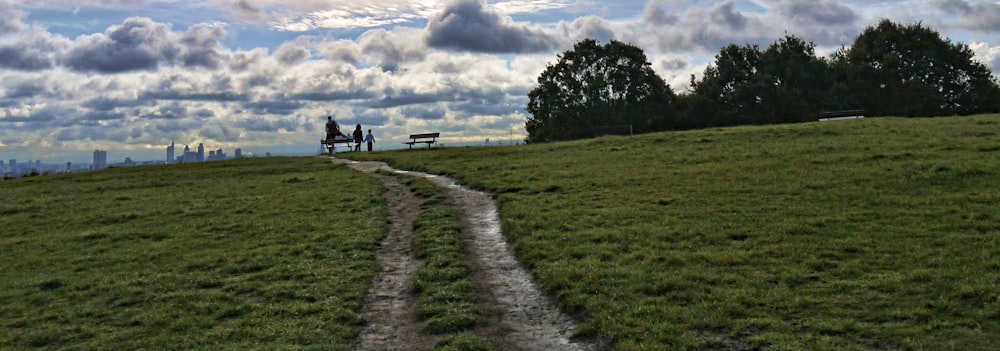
[525,39,676,143]
[690,35,839,127]
[834,19,1000,117]
[757,35,838,123]
[689,43,761,126]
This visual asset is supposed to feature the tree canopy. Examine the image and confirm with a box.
[525,39,676,143]
[834,19,1000,117]
[526,20,1000,143]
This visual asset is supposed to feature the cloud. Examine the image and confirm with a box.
[425,0,562,53]
[359,28,427,71]
[0,31,67,71]
[64,17,178,73]
[274,41,311,65]
[0,0,26,35]
[178,23,228,69]
[936,0,1000,31]
[559,16,616,43]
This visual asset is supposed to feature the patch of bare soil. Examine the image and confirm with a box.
[350,163,433,351]
[336,159,599,351]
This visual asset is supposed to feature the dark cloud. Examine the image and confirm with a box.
[425,0,561,53]
[644,0,679,27]
[244,100,304,115]
[83,97,148,111]
[368,89,448,108]
[274,42,310,65]
[560,16,616,43]
[347,108,389,127]
[237,117,299,132]
[140,90,245,102]
[287,90,375,101]
[64,17,178,73]
[937,0,1000,31]
[400,105,446,120]
[220,0,267,24]
[641,0,778,53]
[320,40,361,64]
[0,29,69,71]
[80,109,127,122]
[778,0,858,25]
[179,23,228,69]
[3,80,48,99]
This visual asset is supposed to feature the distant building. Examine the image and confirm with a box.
[166,142,175,164]
[197,143,205,162]
[235,148,242,158]
[181,145,197,163]
[8,159,15,171]
[93,150,107,170]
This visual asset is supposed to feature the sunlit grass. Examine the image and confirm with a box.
[346,115,1000,350]
[0,157,384,350]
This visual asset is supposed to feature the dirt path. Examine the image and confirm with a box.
[353,168,434,351]
[337,159,597,351]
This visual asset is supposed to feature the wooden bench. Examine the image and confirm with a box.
[320,136,356,153]
[403,133,440,149]
[819,109,865,121]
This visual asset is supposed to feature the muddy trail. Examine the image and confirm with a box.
[336,159,598,351]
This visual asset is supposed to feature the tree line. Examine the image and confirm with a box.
[526,19,1000,143]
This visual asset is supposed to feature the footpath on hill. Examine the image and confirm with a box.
[332,158,596,351]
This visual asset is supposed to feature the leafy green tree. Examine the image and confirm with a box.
[690,35,841,126]
[834,19,1000,116]
[526,39,676,143]
[757,35,838,123]
[689,43,762,126]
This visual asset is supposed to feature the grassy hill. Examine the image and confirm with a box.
[1,157,384,350]
[347,115,1000,350]
[2,115,998,350]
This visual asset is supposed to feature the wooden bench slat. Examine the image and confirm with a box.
[403,132,440,149]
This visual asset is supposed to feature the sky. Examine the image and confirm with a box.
[2,0,1000,164]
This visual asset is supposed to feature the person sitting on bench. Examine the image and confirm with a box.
[326,116,347,141]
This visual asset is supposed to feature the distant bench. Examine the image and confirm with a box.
[320,136,355,153]
[403,133,440,149]
[819,109,865,121]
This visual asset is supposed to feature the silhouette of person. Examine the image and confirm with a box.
[325,116,347,154]
[364,129,376,152]
[326,116,346,140]
[352,124,363,152]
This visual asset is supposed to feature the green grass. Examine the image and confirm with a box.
[391,173,492,350]
[345,115,1000,350]
[0,157,385,350]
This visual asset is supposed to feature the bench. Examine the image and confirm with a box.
[403,133,440,149]
[320,136,356,153]
[819,109,865,121]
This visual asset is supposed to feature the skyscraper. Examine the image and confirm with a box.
[197,143,205,162]
[93,150,107,170]
[167,141,175,164]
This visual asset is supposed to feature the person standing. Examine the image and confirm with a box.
[364,129,376,152]
[352,124,364,152]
